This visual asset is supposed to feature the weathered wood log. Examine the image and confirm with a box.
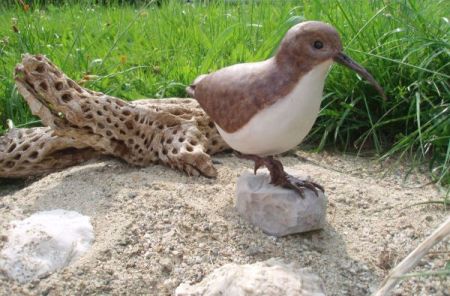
[0,127,100,178]
[0,54,229,178]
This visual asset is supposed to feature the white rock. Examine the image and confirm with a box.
[0,209,94,283]
[175,258,326,296]
[235,172,327,237]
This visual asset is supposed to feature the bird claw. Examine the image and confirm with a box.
[283,175,324,198]
[253,159,264,174]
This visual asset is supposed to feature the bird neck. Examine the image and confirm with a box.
[274,46,317,79]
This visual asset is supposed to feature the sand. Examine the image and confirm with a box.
[0,151,449,295]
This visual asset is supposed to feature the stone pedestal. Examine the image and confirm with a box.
[235,172,327,237]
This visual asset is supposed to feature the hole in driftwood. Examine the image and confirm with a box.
[55,81,64,91]
[39,82,48,91]
[35,64,45,73]
[67,79,76,88]
[67,79,82,93]
[124,120,134,130]
[7,143,16,153]
[82,126,94,134]
[61,93,72,103]
[111,139,130,157]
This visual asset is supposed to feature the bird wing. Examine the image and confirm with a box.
[192,60,295,133]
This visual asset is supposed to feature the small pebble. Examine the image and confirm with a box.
[128,192,138,199]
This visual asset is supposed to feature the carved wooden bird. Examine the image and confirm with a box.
[188,21,386,197]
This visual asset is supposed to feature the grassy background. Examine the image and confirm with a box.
[0,0,449,185]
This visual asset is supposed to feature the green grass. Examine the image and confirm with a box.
[0,0,449,185]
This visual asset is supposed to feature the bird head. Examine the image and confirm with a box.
[276,21,386,100]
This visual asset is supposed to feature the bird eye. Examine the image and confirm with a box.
[313,40,323,49]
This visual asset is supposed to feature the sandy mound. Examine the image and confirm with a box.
[0,152,448,295]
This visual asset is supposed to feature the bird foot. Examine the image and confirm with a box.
[275,174,324,198]
[235,152,324,198]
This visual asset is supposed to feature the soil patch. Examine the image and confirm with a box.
[0,152,448,295]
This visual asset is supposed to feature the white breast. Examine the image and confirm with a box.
[217,60,332,156]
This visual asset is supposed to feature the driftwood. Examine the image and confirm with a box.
[0,54,229,178]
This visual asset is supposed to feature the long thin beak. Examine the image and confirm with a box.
[334,52,387,100]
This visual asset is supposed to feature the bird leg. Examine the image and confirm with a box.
[235,152,324,198]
